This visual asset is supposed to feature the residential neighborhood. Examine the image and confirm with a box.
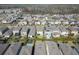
[0,4,79,55]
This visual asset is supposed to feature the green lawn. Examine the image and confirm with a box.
[18,36,28,44]
[6,36,28,44]
[52,36,76,43]
[6,35,76,45]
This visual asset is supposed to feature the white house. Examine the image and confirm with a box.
[0,27,8,36]
[47,19,55,25]
[3,30,13,38]
[28,26,36,38]
[1,19,7,23]
[21,26,29,36]
[62,20,69,25]
[69,20,77,25]
[59,26,69,36]
[69,27,79,36]
[36,26,44,38]
[18,19,28,26]
[28,20,34,25]
[54,20,61,24]
[44,30,52,39]
[52,32,60,38]
[12,27,21,36]
[40,20,47,25]
[35,20,41,25]
[51,26,61,37]
[44,26,52,39]
[2,17,16,24]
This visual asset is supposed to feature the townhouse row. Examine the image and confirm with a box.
[0,25,79,39]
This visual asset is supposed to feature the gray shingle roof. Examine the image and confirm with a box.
[19,45,33,55]
[21,26,28,32]
[45,41,62,55]
[0,27,8,33]
[58,43,78,55]
[0,44,9,55]
[34,41,47,55]
[13,27,21,31]
[4,43,21,55]
[28,26,36,37]
[3,30,13,37]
